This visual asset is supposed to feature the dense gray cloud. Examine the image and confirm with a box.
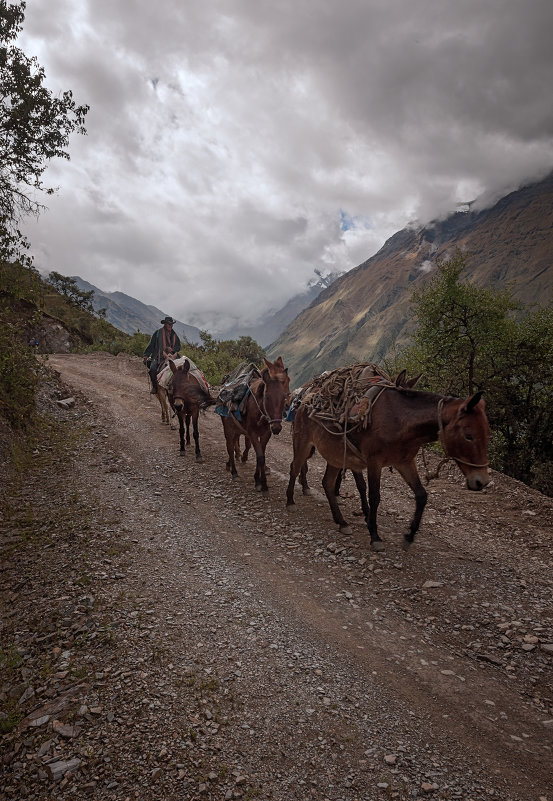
[19,0,553,333]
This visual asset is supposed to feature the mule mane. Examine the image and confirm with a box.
[395,387,448,401]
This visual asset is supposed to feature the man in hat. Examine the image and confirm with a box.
[143,316,182,393]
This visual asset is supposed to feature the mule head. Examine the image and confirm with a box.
[170,360,193,410]
[260,356,290,434]
[442,392,491,491]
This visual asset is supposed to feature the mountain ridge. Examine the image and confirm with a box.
[70,277,203,343]
[71,271,343,349]
[267,172,553,386]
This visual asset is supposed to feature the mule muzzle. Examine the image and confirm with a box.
[466,468,490,491]
[270,421,282,435]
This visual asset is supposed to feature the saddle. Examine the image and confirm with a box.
[217,362,261,413]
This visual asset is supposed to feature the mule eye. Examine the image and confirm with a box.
[465,433,473,441]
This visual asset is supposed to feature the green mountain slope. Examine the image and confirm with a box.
[268,173,553,387]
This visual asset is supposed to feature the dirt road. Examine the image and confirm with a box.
[2,351,552,801]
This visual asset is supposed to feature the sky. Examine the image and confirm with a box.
[18,0,553,335]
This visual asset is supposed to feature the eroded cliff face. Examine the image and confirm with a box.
[268,173,553,387]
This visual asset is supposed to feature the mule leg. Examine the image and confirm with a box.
[298,461,311,495]
[157,389,169,424]
[298,445,315,496]
[352,471,369,520]
[395,460,428,549]
[222,418,238,479]
[241,436,251,463]
[192,410,203,463]
[286,439,315,509]
[252,430,271,493]
[366,466,384,551]
[322,464,352,534]
[185,413,191,445]
[177,410,185,454]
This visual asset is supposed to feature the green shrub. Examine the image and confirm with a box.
[0,320,40,428]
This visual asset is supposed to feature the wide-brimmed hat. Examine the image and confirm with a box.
[160,316,176,324]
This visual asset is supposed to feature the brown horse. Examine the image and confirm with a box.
[286,387,490,550]
[221,356,290,492]
[168,359,216,461]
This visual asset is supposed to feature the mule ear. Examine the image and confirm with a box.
[274,356,284,369]
[261,368,270,383]
[395,369,407,387]
[284,367,288,375]
[169,360,177,373]
[462,391,484,413]
[183,359,190,373]
[405,372,423,389]
[263,357,272,369]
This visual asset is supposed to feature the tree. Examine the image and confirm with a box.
[405,250,519,396]
[47,271,95,313]
[0,1,88,260]
[180,330,265,385]
[403,251,553,495]
[486,304,553,492]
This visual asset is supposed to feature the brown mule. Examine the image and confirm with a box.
[168,359,216,462]
[287,385,490,550]
[221,356,290,492]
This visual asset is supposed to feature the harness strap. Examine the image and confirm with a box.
[249,380,282,425]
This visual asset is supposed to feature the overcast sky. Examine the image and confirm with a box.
[18,0,553,334]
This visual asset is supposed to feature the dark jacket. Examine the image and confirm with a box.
[143,327,181,366]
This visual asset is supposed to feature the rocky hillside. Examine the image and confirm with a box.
[268,172,553,387]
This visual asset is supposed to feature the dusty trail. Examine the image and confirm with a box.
[3,351,552,801]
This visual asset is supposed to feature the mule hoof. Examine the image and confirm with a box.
[401,536,413,551]
[339,525,353,536]
[232,474,239,481]
[371,540,385,552]
[196,456,204,463]
[286,503,296,512]
[302,487,312,496]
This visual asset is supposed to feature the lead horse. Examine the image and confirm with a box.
[286,386,490,550]
[168,359,216,461]
[221,356,290,492]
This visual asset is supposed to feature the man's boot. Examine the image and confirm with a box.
[150,377,158,394]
